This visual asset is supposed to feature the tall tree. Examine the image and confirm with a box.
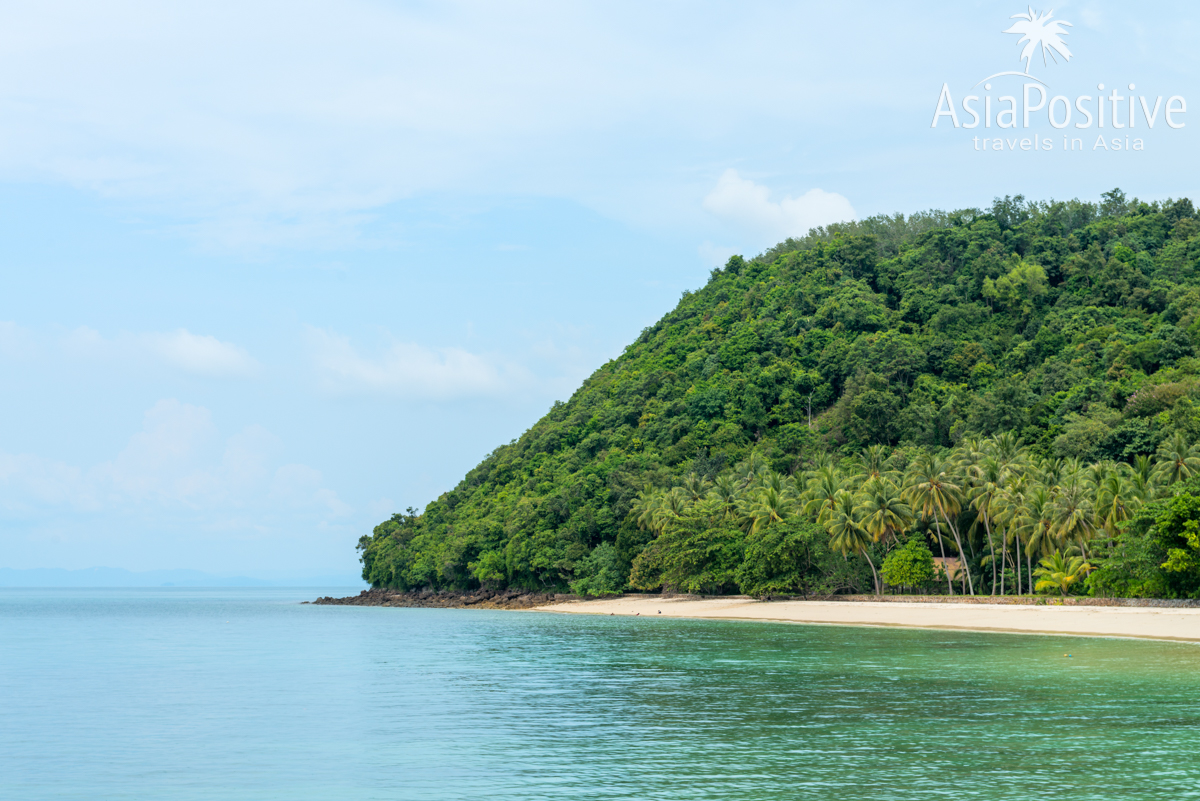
[905,454,965,595]
[826,491,880,595]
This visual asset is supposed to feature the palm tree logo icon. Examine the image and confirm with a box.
[977,7,1072,86]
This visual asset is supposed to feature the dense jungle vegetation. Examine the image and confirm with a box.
[359,189,1200,599]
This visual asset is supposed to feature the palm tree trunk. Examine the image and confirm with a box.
[933,517,953,596]
[1000,537,1007,596]
[864,551,880,596]
[985,518,997,595]
[942,511,975,595]
[1015,536,1022,595]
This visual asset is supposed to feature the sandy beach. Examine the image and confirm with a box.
[538,595,1200,642]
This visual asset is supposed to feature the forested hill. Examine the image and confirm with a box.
[359,190,1200,598]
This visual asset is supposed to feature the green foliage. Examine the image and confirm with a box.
[568,543,626,597]
[1092,479,1200,598]
[1086,521,1172,599]
[627,518,744,595]
[982,259,1047,317]
[880,537,936,591]
[1034,550,1093,596]
[356,192,1200,599]
[735,521,835,598]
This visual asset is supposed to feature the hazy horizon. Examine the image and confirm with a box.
[0,566,366,588]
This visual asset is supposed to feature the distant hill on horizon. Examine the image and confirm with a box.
[0,567,366,588]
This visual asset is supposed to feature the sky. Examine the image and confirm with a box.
[1,0,1198,581]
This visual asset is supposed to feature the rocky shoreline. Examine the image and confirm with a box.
[308,587,580,609]
[309,589,1200,609]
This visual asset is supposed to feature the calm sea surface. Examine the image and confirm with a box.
[2,588,1199,800]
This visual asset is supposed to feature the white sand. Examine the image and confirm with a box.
[536,595,1200,642]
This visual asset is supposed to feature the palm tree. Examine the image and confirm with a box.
[631,491,663,533]
[1049,480,1095,557]
[1015,483,1056,585]
[954,437,987,474]
[990,432,1029,472]
[826,491,879,595]
[850,444,900,488]
[708,475,743,520]
[1132,454,1154,484]
[807,451,835,474]
[968,456,1005,594]
[652,487,691,532]
[1061,456,1085,482]
[803,467,846,524]
[1033,550,1092,597]
[996,482,1028,594]
[736,452,770,487]
[630,433,1200,600]
[759,470,788,497]
[856,477,914,545]
[746,487,794,534]
[1083,460,1113,493]
[1152,432,1200,486]
[1095,472,1139,541]
[1033,456,1068,489]
[904,453,968,595]
[680,473,712,502]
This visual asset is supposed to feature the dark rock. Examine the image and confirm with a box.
[308,588,581,609]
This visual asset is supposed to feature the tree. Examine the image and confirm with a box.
[803,467,847,523]
[1095,471,1139,540]
[905,454,965,595]
[1033,550,1093,597]
[856,477,914,545]
[826,491,881,595]
[745,487,795,533]
[880,538,936,592]
[736,521,830,598]
[1049,481,1096,557]
[967,455,1006,594]
[1152,433,1200,486]
[982,260,1048,316]
[569,543,626,597]
[1088,482,1200,598]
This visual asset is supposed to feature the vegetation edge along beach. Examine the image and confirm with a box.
[348,190,1200,610]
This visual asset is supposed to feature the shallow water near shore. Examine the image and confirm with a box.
[3,588,1199,800]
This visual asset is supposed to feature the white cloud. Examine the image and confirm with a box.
[702,169,856,244]
[0,1,881,247]
[143,329,258,377]
[307,326,514,399]
[0,399,349,518]
[65,326,257,377]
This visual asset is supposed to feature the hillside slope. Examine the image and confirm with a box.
[359,190,1200,597]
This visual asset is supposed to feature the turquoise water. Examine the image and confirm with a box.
[2,589,1199,800]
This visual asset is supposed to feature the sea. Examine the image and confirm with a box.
[2,587,1199,800]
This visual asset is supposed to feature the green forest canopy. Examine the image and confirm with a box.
[358,190,1200,600]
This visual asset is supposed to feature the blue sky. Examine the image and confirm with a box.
[2,0,1197,580]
